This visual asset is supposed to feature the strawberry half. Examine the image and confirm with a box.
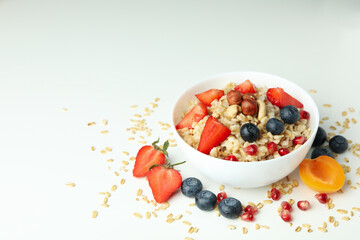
[176,102,208,129]
[197,116,231,154]
[132,139,168,177]
[148,165,183,203]
[234,80,256,94]
[195,89,224,107]
[266,87,303,108]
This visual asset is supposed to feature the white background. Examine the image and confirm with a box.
[1,0,360,239]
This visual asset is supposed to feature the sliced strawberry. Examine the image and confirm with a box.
[197,116,231,154]
[132,139,168,177]
[176,102,208,129]
[266,87,303,108]
[148,165,182,203]
[234,80,256,94]
[195,89,224,107]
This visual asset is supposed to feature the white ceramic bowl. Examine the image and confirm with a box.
[171,72,319,188]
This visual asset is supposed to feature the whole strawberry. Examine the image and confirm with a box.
[133,139,169,177]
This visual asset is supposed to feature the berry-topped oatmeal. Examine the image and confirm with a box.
[176,80,312,162]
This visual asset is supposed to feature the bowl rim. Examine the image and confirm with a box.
[170,71,320,166]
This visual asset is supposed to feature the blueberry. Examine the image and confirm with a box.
[329,135,348,154]
[195,190,217,211]
[280,105,300,124]
[312,127,327,147]
[311,147,334,159]
[181,177,203,198]
[240,123,260,142]
[218,197,242,219]
[266,118,284,135]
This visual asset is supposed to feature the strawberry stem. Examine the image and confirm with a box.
[168,161,186,168]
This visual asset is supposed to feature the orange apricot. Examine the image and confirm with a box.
[299,156,345,193]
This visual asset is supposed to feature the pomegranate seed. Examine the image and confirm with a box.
[297,200,311,211]
[244,205,258,215]
[293,136,307,145]
[279,148,290,156]
[241,212,254,222]
[300,110,310,120]
[267,142,278,154]
[315,193,328,204]
[217,192,227,203]
[280,209,292,222]
[281,201,292,211]
[224,155,239,161]
[270,188,281,201]
[244,144,258,155]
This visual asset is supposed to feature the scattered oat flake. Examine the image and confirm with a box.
[334,221,339,227]
[295,226,301,232]
[92,210,98,218]
[255,224,260,230]
[103,197,108,204]
[130,105,138,108]
[227,225,236,230]
[106,192,111,197]
[152,212,157,218]
[323,104,332,107]
[183,220,191,226]
[352,207,360,212]
[102,119,108,126]
[101,203,109,208]
[318,227,327,233]
[65,182,76,187]
[100,130,109,134]
[98,192,105,195]
[136,189,143,196]
[352,118,357,124]
[242,227,248,234]
[342,111,348,117]
[88,122,96,126]
[263,200,273,204]
[121,161,129,166]
[219,185,225,191]
[133,212,142,218]
[185,237,193,240]
[100,149,107,154]
[154,98,160,102]
[322,117,329,121]
[302,224,311,228]
[341,216,350,221]
[111,185,117,191]
[120,179,126,185]
[309,89,317,93]
[166,218,175,224]
[260,225,270,229]
[91,146,96,151]
[61,108,68,112]
[337,209,348,214]
[145,211,151,219]
[189,203,196,207]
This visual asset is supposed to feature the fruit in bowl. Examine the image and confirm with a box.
[171,72,319,188]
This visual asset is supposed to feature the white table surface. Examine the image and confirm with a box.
[1,0,360,239]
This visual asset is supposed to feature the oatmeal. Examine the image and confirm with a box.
[177,81,311,162]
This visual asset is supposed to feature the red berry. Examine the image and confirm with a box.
[297,200,311,211]
[217,192,227,203]
[267,142,278,154]
[315,193,328,204]
[280,209,292,222]
[281,201,292,211]
[244,144,258,155]
[293,136,307,145]
[224,155,239,161]
[300,110,310,120]
[270,188,281,201]
[241,212,254,222]
[279,148,290,156]
[244,205,258,215]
